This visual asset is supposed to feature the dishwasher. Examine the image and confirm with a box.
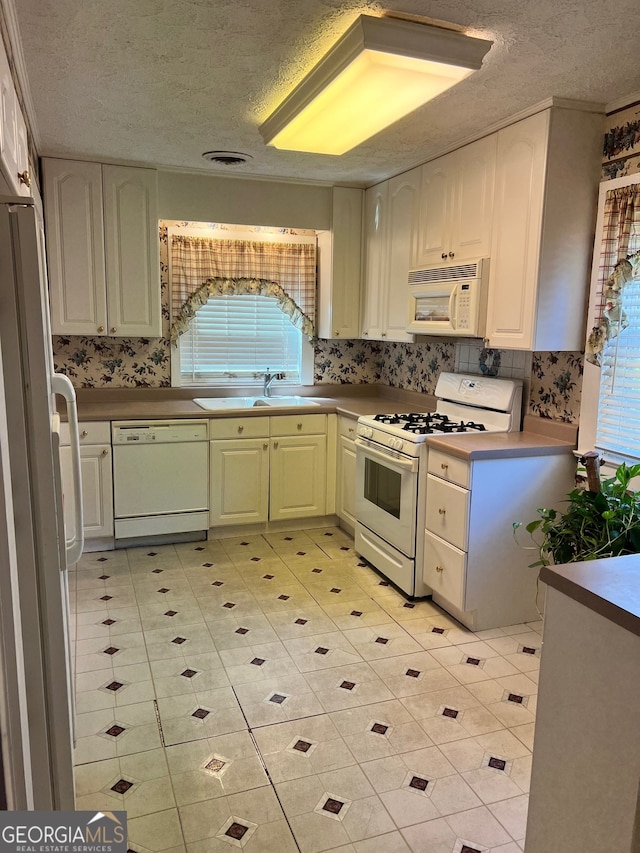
[112,420,209,541]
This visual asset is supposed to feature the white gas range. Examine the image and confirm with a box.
[354,372,523,597]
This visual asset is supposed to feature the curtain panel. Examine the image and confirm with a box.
[170,235,316,342]
[586,185,640,365]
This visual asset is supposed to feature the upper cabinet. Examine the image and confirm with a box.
[317,186,363,339]
[485,107,602,350]
[0,42,31,197]
[361,171,417,342]
[414,134,496,268]
[44,158,162,338]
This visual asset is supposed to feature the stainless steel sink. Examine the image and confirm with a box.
[193,396,320,411]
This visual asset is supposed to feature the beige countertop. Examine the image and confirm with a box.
[540,555,640,637]
[67,384,577,456]
[69,385,437,423]
[425,429,576,460]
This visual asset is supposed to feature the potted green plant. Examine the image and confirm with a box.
[514,455,640,568]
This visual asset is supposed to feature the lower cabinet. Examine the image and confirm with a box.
[336,417,357,532]
[59,421,114,545]
[423,446,577,631]
[270,434,327,521]
[209,414,328,526]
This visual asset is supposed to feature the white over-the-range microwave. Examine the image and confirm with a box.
[407,257,489,337]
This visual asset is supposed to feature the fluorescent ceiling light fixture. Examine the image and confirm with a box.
[259,15,492,156]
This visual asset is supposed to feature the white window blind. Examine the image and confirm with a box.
[596,278,640,462]
[178,294,302,386]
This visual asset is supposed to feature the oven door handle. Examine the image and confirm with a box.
[355,437,419,473]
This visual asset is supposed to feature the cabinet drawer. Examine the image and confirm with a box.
[208,417,269,439]
[60,420,111,447]
[339,416,357,440]
[423,530,466,610]
[270,414,327,436]
[428,449,470,487]
[426,474,469,550]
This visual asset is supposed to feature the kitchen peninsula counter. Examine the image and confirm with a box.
[525,555,640,853]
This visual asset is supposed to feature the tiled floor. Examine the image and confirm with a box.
[69,527,540,853]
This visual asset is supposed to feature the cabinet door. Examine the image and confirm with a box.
[270,434,327,521]
[451,135,496,261]
[414,153,455,266]
[60,444,114,541]
[43,159,108,336]
[485,111,549,349]
[317,187,363,339]
[0,47,30,196]
[384,170,418,342]
[103,165,162,337]
[337,435,357,529]
[210,438,269,525]
[361,183,387,340]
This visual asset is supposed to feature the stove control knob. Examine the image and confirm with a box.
[392,438,403,451]
[361,427,373,439]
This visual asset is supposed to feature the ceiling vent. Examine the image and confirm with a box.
[202,151,252,166]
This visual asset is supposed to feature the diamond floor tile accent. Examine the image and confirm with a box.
[409,775,429,791]
[322,797,344,814]
[192,708,210,719]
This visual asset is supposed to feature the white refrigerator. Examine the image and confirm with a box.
[0,196,83,809]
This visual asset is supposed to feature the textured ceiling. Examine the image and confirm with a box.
[12,0,640,186]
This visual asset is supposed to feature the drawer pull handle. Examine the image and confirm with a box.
[438,507,446,515]
[110,327,117,333]
[297,422,302,430]
[18,170,31,188]
[97,325,104,333]
[237,425,244,433]
[101,448,109,456]
[274,441,279,449]
[263,443,268,450]
[441,463,448,470]
[348,427,354,433]
[81,430,88,438]
[435,565,444,573]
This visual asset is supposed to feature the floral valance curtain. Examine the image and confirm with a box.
[586,184,640,366]
[170,235,316,342]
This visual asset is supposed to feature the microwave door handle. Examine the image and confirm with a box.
[449,287,457,331]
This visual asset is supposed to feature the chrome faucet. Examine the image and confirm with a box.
[263,368,285,397]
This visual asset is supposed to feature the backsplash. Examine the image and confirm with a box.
[314,338,583,423]
[314,339,455,394]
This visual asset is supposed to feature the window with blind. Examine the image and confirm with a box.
[595,278,640,462]
[177,294,304,386]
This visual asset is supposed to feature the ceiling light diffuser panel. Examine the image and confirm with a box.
[259,15,493,155]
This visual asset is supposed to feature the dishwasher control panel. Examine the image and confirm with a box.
[112,420,209,444]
